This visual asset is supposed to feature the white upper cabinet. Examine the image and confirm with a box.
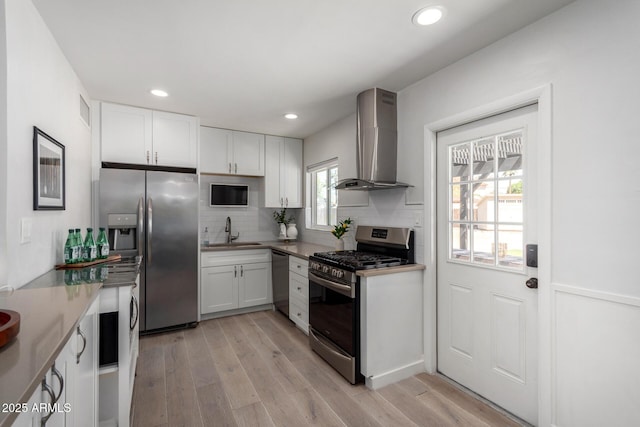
[199,127,233,174]
[200,126,265,176]
[152,110,198,168]
[101,103,152,165]
[264,135,303,208]
[100,102,198,168]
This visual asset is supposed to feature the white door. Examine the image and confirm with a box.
[437,104,539,424]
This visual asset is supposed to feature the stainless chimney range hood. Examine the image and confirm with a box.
[335,88,411,191]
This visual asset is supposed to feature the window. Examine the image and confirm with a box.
[308,159,338,230]
[448,130,524,270]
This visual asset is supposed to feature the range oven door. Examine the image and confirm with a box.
[308,271,361,384]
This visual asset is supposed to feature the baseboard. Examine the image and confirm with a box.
[364,359,425,390]
[200,304,274,321]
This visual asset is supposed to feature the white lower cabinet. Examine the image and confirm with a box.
[12,297,99,427]
[201,250,272,315]
[98,280,139,427]
[72,296,100,427]
[288,257,309,334]
[201,265,239,313]
[238,263,271,308]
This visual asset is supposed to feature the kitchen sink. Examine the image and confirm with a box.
[205,242,263,248]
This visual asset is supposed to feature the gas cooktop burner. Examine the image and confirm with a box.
[312,250,408,270]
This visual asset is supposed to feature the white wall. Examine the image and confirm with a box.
[0,2,8,286]
[302,105,425,260]
[4,0,91,287]
[397,0,640,425]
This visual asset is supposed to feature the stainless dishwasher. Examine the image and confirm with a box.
[271,249,289,316]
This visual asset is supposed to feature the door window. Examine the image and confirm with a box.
[448,130,524,270]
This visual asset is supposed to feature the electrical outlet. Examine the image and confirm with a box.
[413,213,423,228]
[20,217,32,244]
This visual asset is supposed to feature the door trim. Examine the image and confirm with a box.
[422,84,552,425]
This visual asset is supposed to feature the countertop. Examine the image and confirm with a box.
[0,282,101,427]
[0,255,140,426]
[201,240,333,260]
[22,255,142,290]
[356,263,426,277]
[201,240,428,275]
[202,241,426,275]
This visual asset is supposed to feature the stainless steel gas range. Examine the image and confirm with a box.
[308,226,414,384]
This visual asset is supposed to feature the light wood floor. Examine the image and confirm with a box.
[132,310,521,427]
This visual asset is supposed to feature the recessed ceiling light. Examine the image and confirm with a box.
[150,89,169,97]
[412,6,445,26]
[284,113,298,120]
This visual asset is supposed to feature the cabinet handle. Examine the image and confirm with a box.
[130,294,139,331]
[297,312,301,317]
[285,197,288,207]
[41,379,56,425]
[235,163,238,174]
[229,163,232,174]
[297,286,301,291]
[155,151,158,165]
[51,364,64,403]
[234,266,237,277]
[76,326,87,364]
[146,150,150,164]
[240,265,243,277]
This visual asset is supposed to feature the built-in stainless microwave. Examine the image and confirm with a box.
[209,183,249,207]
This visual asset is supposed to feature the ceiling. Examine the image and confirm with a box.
[32,0,574,139]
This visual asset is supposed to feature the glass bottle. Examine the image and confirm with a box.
[83,227,97,262]
[64,229,75,264]
[97,227,109,259]
[202,227,210,246]
[73,228,82,263]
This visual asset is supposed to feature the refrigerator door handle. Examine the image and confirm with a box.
[137,197,144,257]
[147,197,153,265]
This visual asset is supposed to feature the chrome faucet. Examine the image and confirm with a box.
[225,216,239,244]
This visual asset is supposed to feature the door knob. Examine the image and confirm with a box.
[526,277,538,289]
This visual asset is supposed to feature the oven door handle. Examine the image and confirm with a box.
[308,272,355,298]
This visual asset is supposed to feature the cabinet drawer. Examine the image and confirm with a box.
[289,299,308,334]
[289,272,308,300]
[289,256,308,277]
[201,249,270,268]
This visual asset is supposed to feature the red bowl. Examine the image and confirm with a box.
[0,310,20,348]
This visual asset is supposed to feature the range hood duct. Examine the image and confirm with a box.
[335,88,411,190]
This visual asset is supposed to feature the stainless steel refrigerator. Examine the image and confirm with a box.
[99,167,198,332]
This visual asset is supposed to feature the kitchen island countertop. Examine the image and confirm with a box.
[0,281,101,427]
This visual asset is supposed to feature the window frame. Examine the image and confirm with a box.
[448,129,525,272]
[307,158,339,232]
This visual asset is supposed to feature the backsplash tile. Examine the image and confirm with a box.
[199,175,423,263]
[199,175,301,244]
[340,189,424,264]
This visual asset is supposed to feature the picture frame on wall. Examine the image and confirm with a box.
[33,126,65,210]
